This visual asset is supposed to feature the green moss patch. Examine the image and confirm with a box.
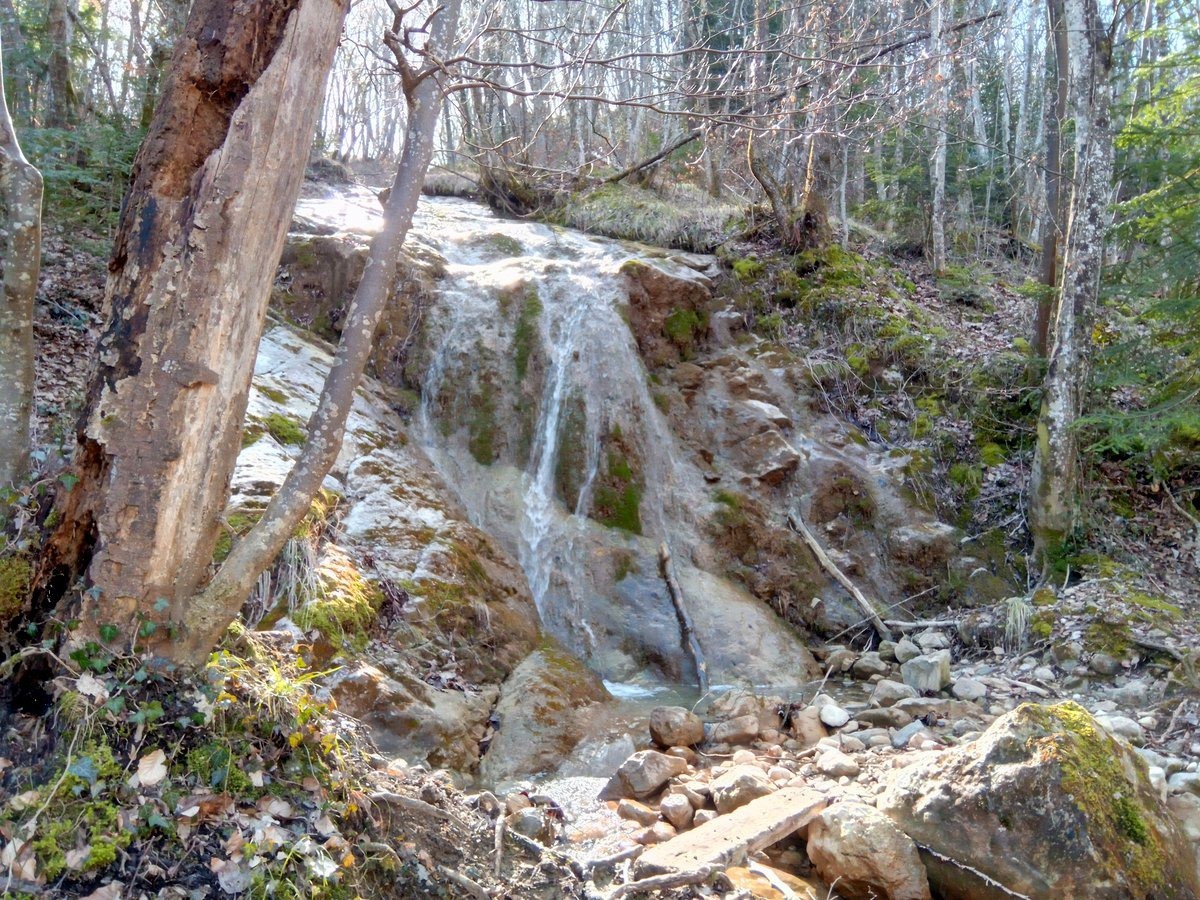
[590,429,643,534]
[263,412,306,446]
[512,287,543,381]
[293,549,382,652]
[0,554,31,619]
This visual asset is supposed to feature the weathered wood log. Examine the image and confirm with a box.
[787,513,893,641]
[659,542,709,694]
[603,129,701,185]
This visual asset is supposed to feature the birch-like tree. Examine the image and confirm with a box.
[0,31,42,513]
[1029,0,1118,569]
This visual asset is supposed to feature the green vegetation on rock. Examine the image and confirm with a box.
[263,412,307,446]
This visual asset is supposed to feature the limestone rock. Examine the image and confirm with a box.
[650,706,705,748]
[634,821,678,845]
[789,706,829,748]
[879,702,1200,899]
[807,802,931,900]
[900,650,951,694]
[711,764,777,813]
[478,645,609,784]
[851,652,890,679]
[894,638,922,663]
[819,705,852,728]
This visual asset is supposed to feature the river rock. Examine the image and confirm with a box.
[712,714,761,745]
[603,750,689,800]
[650,706,705,748]
[661,793,695,831]
[617,799,660,826]
[634,821,677,845]
[1089,652,1122,676]
[711,764,777,813]
[879,701,1200,899]
[950,677,987,702]
[816,749,860,778]
[900,650,951,694]
[851,652,891,679]
[857,707,914,729]
[916,630,951,651]
[819,705,852,728]
[894,638,922,663]
[789,706,829,748]
[872,679,918,707]
[1095,714,1145,746]
[806,802,931,900]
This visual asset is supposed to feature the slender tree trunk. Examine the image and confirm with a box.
[182,0,463,665]
[1029,0,1114,570]
[38,0,349,658]
[1034,0,1069,357]
[0,0,28,121]
[46,0,79,128]
[0,34,43,508]
[929,0,948,273]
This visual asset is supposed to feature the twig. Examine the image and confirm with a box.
[493,814,505,879]
[583,845,642,875]
[604,129,702,184]
[608,864,721,899]
[884,619,957,630]
[788,513,892,641]
[437,864,491,899]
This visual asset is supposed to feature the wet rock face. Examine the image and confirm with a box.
[478,645,610,786]
[879,702,1200,899]
[620,258,713,368]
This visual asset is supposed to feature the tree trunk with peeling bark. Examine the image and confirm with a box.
[1030,0,1114,570]
[180,0,463,666]
[37,0,349,658]
[0,33,43,509]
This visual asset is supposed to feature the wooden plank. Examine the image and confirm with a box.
[634,787,827,879]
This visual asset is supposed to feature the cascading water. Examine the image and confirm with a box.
[293,183,823,691]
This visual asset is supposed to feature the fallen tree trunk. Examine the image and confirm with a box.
[659,542,708,695]
[787,513,893,641]
[604,129,701,185]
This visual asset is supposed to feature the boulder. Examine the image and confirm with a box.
[807,802,931,900]
[711,764,777,813]
[650,706,705,748]
[478,645,609,784]
[602,750,689,800]
[900,650,951,694]
[879,702,1200,899]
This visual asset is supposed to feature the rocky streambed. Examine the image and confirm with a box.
[219,179,1200,897]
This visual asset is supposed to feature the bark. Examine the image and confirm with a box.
[929,0,948,274]
[0,33,42,506]
[38,0,349,656]
[183,0,463,665]
[1035,0,1069,357]
[1029,0,1114,570]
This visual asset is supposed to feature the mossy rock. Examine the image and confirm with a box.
[880,701,1200,899]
